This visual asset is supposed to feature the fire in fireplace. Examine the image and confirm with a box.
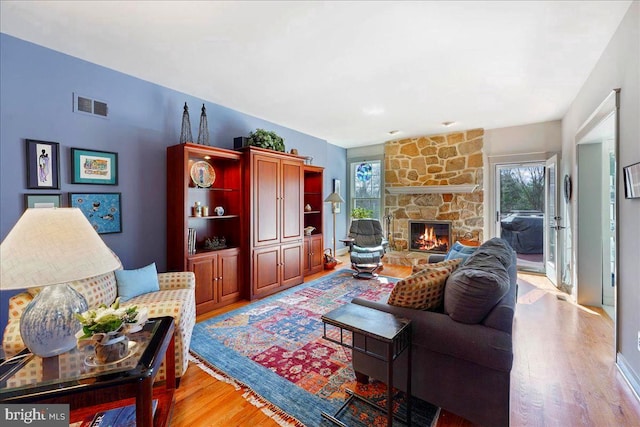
[409,220,452,253]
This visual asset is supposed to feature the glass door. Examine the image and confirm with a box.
[495,162,545,273]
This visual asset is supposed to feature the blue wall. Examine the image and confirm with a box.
[0,34,347,337]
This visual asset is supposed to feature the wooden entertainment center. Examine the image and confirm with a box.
[167,143,324,315]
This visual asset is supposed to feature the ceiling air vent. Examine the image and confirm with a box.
[73,93,108,119]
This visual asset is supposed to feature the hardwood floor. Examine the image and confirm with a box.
[172,258,640,426]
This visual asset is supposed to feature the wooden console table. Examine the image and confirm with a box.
[321,303,412,427]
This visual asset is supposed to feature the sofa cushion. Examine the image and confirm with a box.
[412,258,462,274]
[388,260,461,310]
[115,263,160,302]
[444,241,479,264]
[444,238,512,324]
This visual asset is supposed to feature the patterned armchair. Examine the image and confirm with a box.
[2,265,196,383]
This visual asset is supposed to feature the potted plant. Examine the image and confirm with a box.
[76,298,148,363]
[247,128,285,152]
[351,207,373,219]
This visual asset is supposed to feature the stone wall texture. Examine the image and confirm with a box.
[385,129,484,251]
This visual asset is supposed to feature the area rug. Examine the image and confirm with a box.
[190,270,439,426]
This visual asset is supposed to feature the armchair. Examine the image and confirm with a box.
[346,219,388,279]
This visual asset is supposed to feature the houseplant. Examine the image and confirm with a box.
[247,128,285,152]
[351,207,374,219]
[76,298,148,363]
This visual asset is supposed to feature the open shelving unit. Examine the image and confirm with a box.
[303,165,324,275]
[167,143,243,314]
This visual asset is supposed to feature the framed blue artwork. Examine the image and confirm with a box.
[69,192,122,234]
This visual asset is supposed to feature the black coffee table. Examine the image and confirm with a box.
[321,303,412,426]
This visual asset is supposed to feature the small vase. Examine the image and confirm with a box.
[93,330,129,364]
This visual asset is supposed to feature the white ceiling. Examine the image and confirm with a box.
[0,1,632,148]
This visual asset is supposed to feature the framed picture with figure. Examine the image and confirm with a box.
[26,139,60,189]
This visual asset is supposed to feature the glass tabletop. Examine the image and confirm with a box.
[321,303,410,341]
[0,317,171,400]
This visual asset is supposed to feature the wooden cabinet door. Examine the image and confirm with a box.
[252,246,281,298]
[253,154,280,247]
[281,159,303,243]
[309,234,324,274]
[303,237,311,274]
[188,254,218,315]
[281,241,304,288]
[219,248,241,305]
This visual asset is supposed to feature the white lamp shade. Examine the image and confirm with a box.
[1,208,121,290]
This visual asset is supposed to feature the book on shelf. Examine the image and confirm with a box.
[70,399,158,427]
[188,228,196,254]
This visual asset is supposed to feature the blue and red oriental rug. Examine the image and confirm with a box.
[190,270,439,426]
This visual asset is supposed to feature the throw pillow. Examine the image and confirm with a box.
[115,263,160,302]
[444,241,512,324]
[388,262,459,310]
[444,241,479,264]
[411,258,462,274]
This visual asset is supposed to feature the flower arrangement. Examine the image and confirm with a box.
[75,298,147,339]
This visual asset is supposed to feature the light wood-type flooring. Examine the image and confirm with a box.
[172,258,640,426]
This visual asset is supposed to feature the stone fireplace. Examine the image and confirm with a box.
[384,129,484,264]
[409,220,452,253]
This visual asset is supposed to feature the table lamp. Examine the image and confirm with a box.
[0,208,120,357]
[324,191,345,259]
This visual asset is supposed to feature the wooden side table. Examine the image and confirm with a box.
[0,317,176,427]
[321,303,412,427]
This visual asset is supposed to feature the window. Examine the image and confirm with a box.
[350,160,382,219]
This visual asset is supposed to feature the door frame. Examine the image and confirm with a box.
[544,154,560,286]
[575,89,620,328]
[487,153,557,270]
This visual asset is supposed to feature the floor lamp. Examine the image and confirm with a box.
[324,191,345,259]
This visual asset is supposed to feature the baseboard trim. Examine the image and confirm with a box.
[617,352,640,402]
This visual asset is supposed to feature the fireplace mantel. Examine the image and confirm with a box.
[385,184,478,194]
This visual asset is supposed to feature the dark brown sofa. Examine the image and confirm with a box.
[351,238,517,427]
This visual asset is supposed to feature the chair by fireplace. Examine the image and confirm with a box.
[409,220,452,254]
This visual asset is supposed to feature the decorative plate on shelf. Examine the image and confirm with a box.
[190,161,216,188]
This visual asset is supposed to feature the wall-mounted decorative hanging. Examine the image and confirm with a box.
[197,104,210,146]
[24,193,62,209]
[26,139,60,189]
[69,192,122,234]
[356,162,373,182]
[179,102,193,144]
[563,174,572,202]
[71,148,118,185]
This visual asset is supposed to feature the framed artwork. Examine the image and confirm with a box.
[71,148,118,185]
[69,192,122,234]
[24,193,62,209]
[26,139,60,189]
[623,161,640,199]
[333,178,342,214]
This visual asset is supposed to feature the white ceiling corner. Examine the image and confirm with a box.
[0,1,633,148]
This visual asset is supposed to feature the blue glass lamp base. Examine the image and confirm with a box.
[20,283,89,357]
